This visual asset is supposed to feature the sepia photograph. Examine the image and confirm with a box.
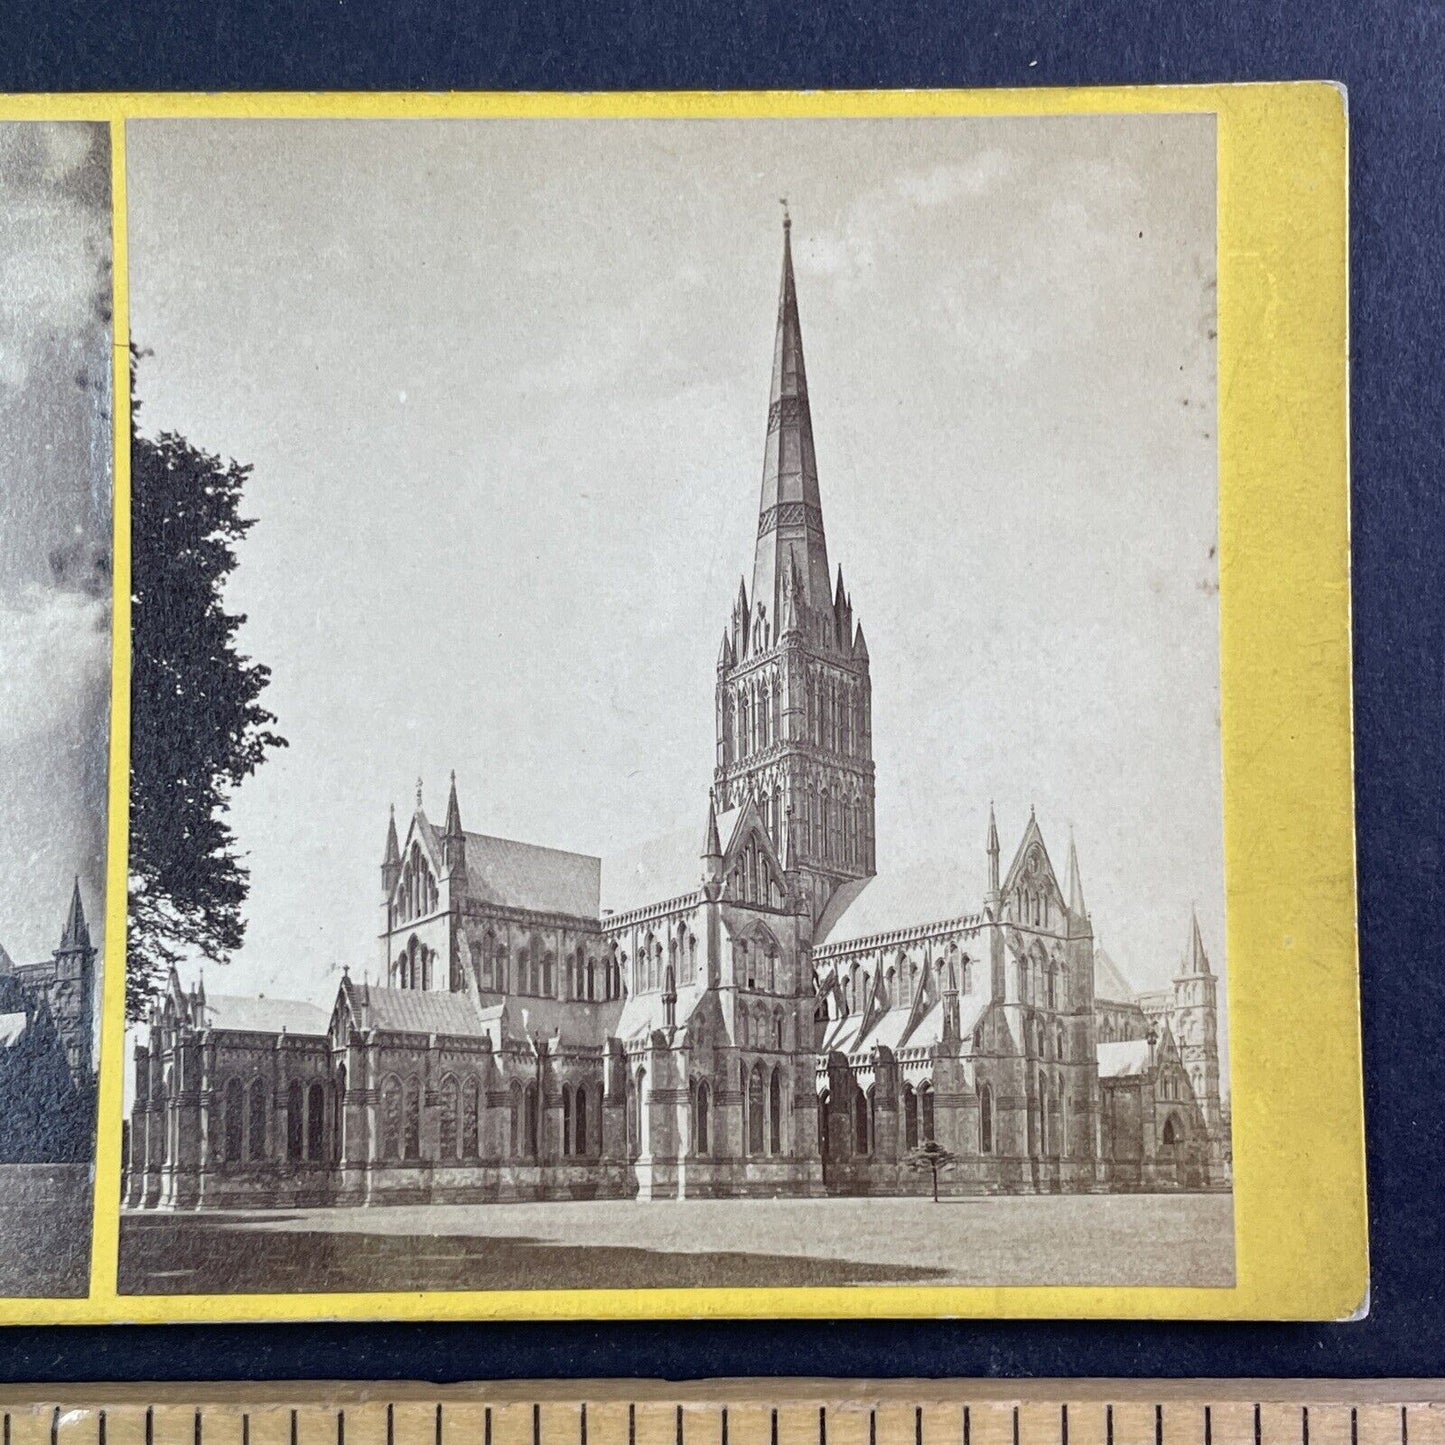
[117,113,1233,1296]
[0,119,111,1298]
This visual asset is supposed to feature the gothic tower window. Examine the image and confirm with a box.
[439,1075,459,1158]
[748,1063,766,1156]
[463,1077,480,1158]
[903,1083,918,1150]
[404,1077,422,1159]
[979,1082,994,1154]
[561,1086,573,1157]
[921,1083,935,1144]
[770,1067,783,1154]
[286,1079,304,1162]
[380,1075,402,1161]
[695,1080,710,1155]
[854,1084,870,1156]
[523,1083,540,1159]
[246,1078,268,1161]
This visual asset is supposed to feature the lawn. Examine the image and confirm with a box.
[119,1192,1235,1295]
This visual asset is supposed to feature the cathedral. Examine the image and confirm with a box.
[1,879,98,1163]
[125,218,1229,1212]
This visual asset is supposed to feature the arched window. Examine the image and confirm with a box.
[903,1084,918,1150]
[921,1084,935,1144]
[818,1087,831,1156]
[495,946,509,992]
[542,951,555,997]
[380,1075,403,1161]
[769,1067,783,1154]
[439,1075,459,1159]
[575,1084,588,1157]
[1057,1026,1066,1061]
[247,1079,268,1162]
[561,1085,573,1157]
[696,1081,710,1155]
[773,1009,785,1050]
[979,1083,994,1155]
[1055,1078,1066,1157]
[508,1082,522,1157]
[307,1081,326,1161]
[748,1064,766,1156]
[404,1077,422,1159]
[463,1077,480,1158]
[286,1079,304,1161]
[516,949,531,996]
[854,1085,869,1156]
[1161,1115,1178,1148]
[524,1083,539,1158]
[223,1078,243,1164]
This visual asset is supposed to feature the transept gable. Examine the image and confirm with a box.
[1002,811,1064,900]
[1001,812,1067,930]
[720,795,788,909]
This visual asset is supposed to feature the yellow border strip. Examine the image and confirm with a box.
[87,110,131,1304]
[0,82,1362,1324]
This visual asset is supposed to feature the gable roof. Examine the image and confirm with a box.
[462,832,600,918]
[350,985,487,1038]
[815,862,986,950]
[200,995,331,1037]
[1093,944,1137,1004]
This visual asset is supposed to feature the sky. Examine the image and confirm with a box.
[0,121,112,967]
[125,114,1224,1072]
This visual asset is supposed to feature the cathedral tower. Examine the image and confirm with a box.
[50,877,95,1084]
[714,215,876,922]
[1173,908,1222,1131]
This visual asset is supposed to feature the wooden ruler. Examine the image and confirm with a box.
[0,1385,1441,1445]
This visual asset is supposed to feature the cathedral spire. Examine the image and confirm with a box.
[59,876,89,953]
[443,770,463,839]
[382,804,402,897]
[751,213,832,630]
[1184,906,1212,975]
[1066,829,1087,920]
[986,802,1001,896]
[702,788,722,863]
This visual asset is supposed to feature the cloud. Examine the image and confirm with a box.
[0,587,110,750]
[0,124,110,392]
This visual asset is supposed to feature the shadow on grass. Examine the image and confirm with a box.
[118,1213,948,1294]
[0,1164,92,1297]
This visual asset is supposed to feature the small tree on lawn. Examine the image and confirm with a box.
[905,1138,959,1201]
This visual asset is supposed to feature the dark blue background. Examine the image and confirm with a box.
[2,0,1440,1384]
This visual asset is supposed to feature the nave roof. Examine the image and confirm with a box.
[815,861,986,950]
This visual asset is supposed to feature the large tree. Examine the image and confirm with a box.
[127,353,286,1017]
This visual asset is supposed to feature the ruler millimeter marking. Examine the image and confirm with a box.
[1,1387,1443,1445]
